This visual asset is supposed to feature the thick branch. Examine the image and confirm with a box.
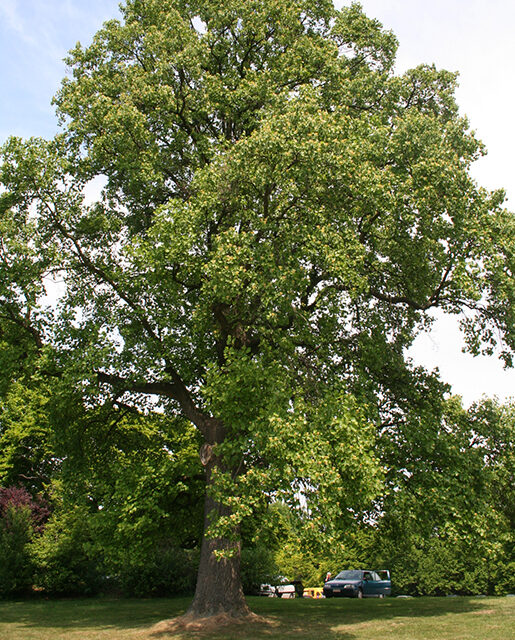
[369,288,435,310]
[0,303,44,351]
[96,370,217,440]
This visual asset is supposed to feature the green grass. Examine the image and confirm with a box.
[0,595,513,640]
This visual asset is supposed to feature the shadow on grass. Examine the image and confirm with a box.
[0,596,189,631]
[0,595,503,639]
[199,596,498,640]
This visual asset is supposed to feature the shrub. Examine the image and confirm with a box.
[30,507,105,596]
[117,545,199,597]
[0,503,34,596]
[492,560,515,595]
[0,486,49,597]
[0,487,50,531]
[380,535,514,596]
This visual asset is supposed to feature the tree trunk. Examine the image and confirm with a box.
[187,459,250,619]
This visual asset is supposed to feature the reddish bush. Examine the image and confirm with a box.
[0,486,50,533]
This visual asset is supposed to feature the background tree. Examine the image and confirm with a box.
[0,377,205,596]
[360,396,515,596]
[32,400,205,596]
[1,0,514,621]
[272,396,514,597]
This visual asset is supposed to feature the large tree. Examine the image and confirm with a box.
[1,0,514,621]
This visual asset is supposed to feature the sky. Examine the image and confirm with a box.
[0,0,514,406]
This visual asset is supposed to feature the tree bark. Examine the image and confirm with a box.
[187,459,250,618]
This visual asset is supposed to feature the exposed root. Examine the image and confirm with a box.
[147,610,273,637]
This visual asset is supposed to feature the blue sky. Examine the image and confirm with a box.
[1,0,514,405]
[0,0,121,140]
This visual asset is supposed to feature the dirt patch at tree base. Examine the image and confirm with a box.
[147,611,275,637]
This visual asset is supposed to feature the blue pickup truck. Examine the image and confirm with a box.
[323,570,391,599]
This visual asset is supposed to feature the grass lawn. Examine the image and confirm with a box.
[0,595,513,640]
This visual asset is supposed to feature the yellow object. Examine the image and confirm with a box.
[303,587,324,599]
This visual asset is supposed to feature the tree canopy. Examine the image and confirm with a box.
[1,0,514,620]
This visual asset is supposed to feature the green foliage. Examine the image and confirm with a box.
[378,534,514,597]
[0,367,204,597]
[116,546,199,597]
[274,543,322,587]
[30,506,104,596]
[364,397,515,596]
[29,407,204,596]
[49,406,205,564]
[264,397,515,597]
[494,560,515,596]
[240,546,278,594]
[0,380,58,494]
[1,0,514,607]
[0,503,34,597]
[0,486,49,597]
